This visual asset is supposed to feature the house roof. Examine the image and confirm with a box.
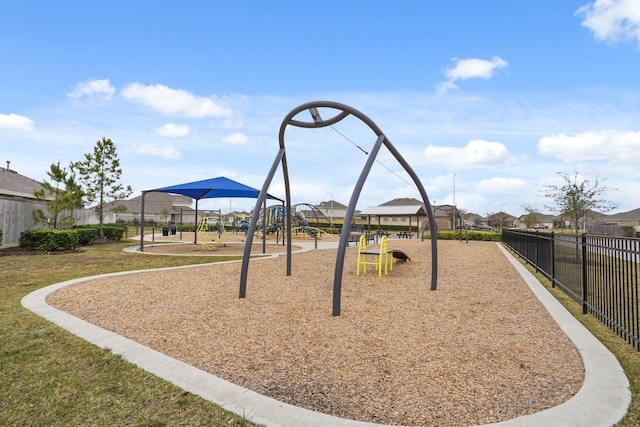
[0,167,46,200]
[359,205,427,216]
[380,197,423,207]
[147,176,282,202]
[103,193,193,214]
[317,200,348,210]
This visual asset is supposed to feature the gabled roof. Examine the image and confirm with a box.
[0,167,46,200]
[317,200,348,209]
[380,197,423,207]
[147,176,283,202]
[359,205,427,216]
[103,193,193,214]
[606,208,640,220]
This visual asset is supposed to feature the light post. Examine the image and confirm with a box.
[453,174,457,230]
[326,191,334,225]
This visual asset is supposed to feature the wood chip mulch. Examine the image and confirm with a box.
[47,240,584,426]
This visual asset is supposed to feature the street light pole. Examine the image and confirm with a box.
[453,174,456,230]
[326,191,334,225]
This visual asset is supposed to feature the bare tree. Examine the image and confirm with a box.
[520,204,539,229]
[541,171,616,234]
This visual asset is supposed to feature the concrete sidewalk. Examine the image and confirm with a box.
[22,242,630,426]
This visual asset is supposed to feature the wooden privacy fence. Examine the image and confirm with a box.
[0,197,113,247]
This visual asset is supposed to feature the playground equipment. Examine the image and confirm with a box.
[239,100,438,316]
[257,203,339,240]
[357,235,392,276]
[197,216,225,249]
[356,235,411,277]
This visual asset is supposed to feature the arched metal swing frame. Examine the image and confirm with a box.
[239,101,438,316]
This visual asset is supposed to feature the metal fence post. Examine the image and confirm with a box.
[581,233,588,314]
[551,231,556,288]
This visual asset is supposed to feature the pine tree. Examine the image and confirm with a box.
[33,161,84,228]
[72,138,132,238]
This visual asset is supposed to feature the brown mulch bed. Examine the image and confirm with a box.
[47,240,584,426]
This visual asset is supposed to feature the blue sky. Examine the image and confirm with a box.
[2,0,640,216]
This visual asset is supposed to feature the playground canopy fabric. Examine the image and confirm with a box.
[139,176,282,251]
[148,176,283,202]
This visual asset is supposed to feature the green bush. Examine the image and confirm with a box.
[74,224,125,240]
[76,228,98,245]
[432,230,501,241]
[102,226,124,240]
[19,229,80,252]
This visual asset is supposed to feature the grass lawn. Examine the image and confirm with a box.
[1,240,639,425]
[514,252,640,426]
[0,240,260,426]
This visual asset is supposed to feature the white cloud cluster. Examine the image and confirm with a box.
[576,0,640,46]
[471,177,529,197]
[135,143,181,159]
[156,123,190,137]
[436,56,508,94]
[422,139,514,169]
[67,79,115,101]
[0,113,34,132]
[222,132,248,145]
[538,130,640,162]
[121,83,233,118]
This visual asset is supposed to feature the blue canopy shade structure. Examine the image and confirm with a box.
[138,176,283,251]
[151,176,283,201]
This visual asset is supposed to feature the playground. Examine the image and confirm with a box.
[46,238,584,426]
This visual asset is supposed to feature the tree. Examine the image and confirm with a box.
[520,204,539,229]
[32,161,85,228]
[72,138,132,238]
[541,171,616,234]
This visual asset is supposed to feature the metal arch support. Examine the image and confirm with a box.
[238,101,438,316]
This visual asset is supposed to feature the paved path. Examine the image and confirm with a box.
[22,242,630,426]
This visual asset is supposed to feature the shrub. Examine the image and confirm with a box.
[74,224,125,240]
[76,227,98,245]
[19,229,80,252]
[433,230,502,241]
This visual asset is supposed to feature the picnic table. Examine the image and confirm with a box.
[397,231,411,239]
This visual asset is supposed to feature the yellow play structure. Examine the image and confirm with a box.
[197,216,225,249]
[357,235,394,276]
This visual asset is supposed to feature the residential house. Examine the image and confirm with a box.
[486,211,518,229]
[0,163,47,246]
[102,193,196,226]
[316,199,348,221]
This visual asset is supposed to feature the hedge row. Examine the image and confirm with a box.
[432,230,502,241]
[19,229,80,252]
[20,224,125,252]
[74,224,125,240]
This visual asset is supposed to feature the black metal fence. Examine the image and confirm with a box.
[502,229,640,350]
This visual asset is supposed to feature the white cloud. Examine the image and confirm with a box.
[0,113,34,132]
[121,83,233,118]
[576,0,640,46]
[471,177,529,197]
[67,79,115,101]
[222,132,248,145]
[156,123,189,137]
[538,130,640,162]
[422,139,515,169]
[436,56,508,94]
[135,143,181,159]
